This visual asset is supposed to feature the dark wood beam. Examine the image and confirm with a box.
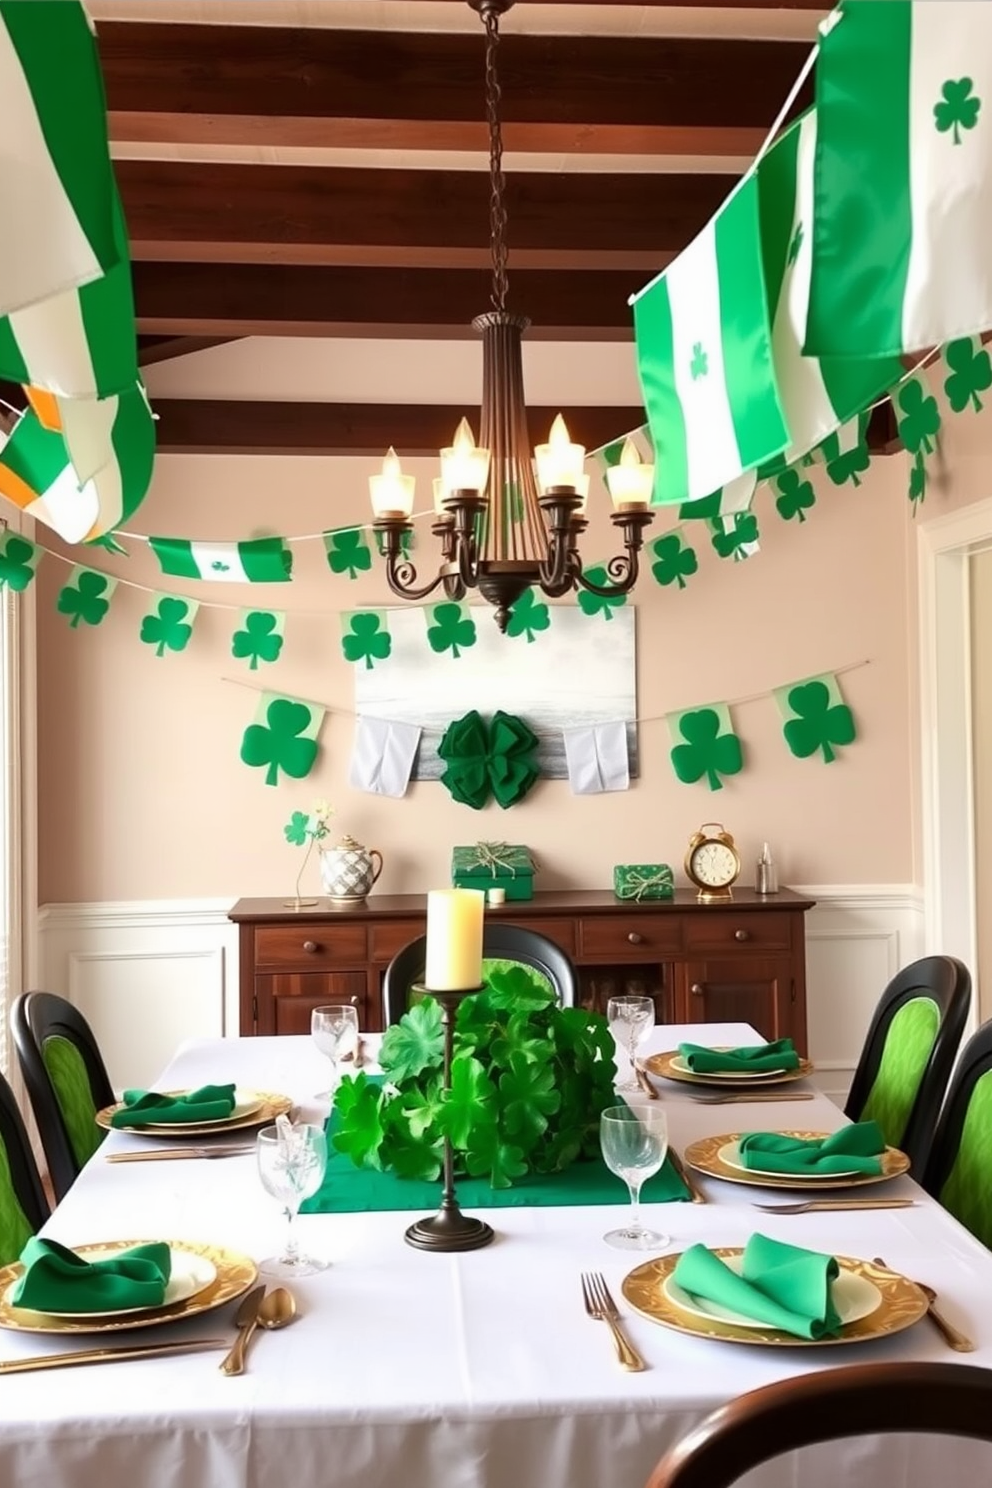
[99,24,812,155]
[150,400,647,456]
[116,161,735,269]
[137,335,241,366]
[132,263,646,340]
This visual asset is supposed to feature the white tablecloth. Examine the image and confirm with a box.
[2,1022,991,1488]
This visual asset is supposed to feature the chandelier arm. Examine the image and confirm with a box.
[384,555,452,603]
[574,551,640,598]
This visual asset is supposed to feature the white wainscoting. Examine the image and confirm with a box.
[36,887,926,1098]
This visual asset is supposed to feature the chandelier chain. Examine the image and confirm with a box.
[484,8,509,314]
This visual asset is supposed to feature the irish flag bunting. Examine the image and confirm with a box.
[149,536,294,584]
[806,0,992,358]
[633,174,789,507]
[0,2,119,319]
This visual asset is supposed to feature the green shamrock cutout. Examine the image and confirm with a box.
[437,709,539,810]
[342,612,392,669]
[240,698,319,786]
[426,602,477,658]
[326,528,373,579]
[711,512,759,560]
[232,612,283,670]
[140,597,194,657]
[670,708,743,792]
[210,560,231,573]
[774,468,816,523]
[783,681,856,764]
[934,78,981,144]
[690,342,708,379]
[943,337,992,413]
[0,536,38,592]
[506,588,550,643]
[577,567,627,620]
[787,221,804,266]
[896,378,941,456]
[283,810,310,847]
[909,452,928,508]
[651,532,698,590]
[57,570,112,629]
[824,437,870,488]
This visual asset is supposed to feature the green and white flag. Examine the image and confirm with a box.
[149,536,293,584]
[678,469,756,523]
[758,110,902,463]
[633,174,788,506]
[806,0,992,358]
[0,1,119,318]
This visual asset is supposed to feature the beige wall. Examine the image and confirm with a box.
[972,546,992,1021]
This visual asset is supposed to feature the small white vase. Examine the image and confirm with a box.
[319,836,384,902]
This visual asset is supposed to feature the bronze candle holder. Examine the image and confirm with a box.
[404,984,495,1253]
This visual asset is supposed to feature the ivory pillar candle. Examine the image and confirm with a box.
[424,888,485,990]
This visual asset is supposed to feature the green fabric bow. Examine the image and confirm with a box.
[437,709,539,810]
[13,1238,172,1314]
[110,1083,237,1129]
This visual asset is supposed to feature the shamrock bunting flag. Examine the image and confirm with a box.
[437,709,539,810]
[942,335,992,415]
[341,610,392,669]
[240,692,325,787]
[667,704,743,791]
[0,531,41,591]
[56,565,117,629]
[139,593,199,658]
[679,469,757,524]
[892,368,941,509]
[819,411,872,490]
[426,601,477,657]
[709,511,760,561]
[149,535,292,583]
[232,610,285,670]
[773,467,816,523]
[775,673,856,764]
[506,588,550,642]
[651,528,698,589]
[324,527,372,579]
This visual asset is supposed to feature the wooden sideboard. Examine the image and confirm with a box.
[229,888,815,1054]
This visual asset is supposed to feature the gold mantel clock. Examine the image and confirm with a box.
[685,823,742,903]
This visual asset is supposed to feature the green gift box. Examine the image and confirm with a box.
[613,863,674,902]
[451,842,536,901]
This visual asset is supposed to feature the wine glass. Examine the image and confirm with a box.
[600,1103,670,1251]
[607,994,655,1091]
[311,1003,360,1100]
[256,1122,329,1278]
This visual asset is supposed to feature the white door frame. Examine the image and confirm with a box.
[918,497,992,1028]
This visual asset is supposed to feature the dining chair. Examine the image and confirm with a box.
[644,1361,992,1488]
[843,954,971,1172]
[921,1018,992,1249]
[381,924,578,1027]
[11,991,115,1202]
[0,1068,49,1266]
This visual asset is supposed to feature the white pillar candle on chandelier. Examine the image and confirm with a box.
[534,414,586,493]
[369,447,416,520]
[424,889,485,990]
[605,437,654,510]
[440,418,491,496]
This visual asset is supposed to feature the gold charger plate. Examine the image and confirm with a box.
[96,1089,293,1137]
[0,1239,258,1336]
[644,1050,815,1089]
[683,1130,911,1190]
[622,1249,927,1347]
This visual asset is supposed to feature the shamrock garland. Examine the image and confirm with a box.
[240,693,325,786]
[775,675,856,764]
[140,594,198,657]
[437,709,540,810]
[668,705,743,792]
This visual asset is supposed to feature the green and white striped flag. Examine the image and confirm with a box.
[633,174,788,506]
[678,470,756,523]
[0,2,119,317]
[148,535,294,584]
[806,0,992,358]
[758,110,902,463]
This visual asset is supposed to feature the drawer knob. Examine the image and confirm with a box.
[350,995,359,1006]
[627,931,644,945]
[303,940,319,954]
[691,982,704,997]
[734,928,749,942]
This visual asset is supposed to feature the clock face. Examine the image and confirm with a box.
[690,840,739,888]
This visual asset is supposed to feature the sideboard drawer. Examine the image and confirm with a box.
[255,924,368,969]
[684,912,793,954]
[369,920,424,963]
[579,916,684,960]
[507,917,577,958]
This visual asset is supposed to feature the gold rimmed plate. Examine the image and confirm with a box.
[644,1050,815,1089]
[96,1089,292,1138]
[0,1240,258,1335]
[622,1249,927,1347]
[683,1130,911,1191]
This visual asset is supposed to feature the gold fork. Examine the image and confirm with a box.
[580,1272,647,1371]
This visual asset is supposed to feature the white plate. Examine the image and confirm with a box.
[141,1088,264,1130]
[717,1138,862,1181]
[6,1246,218,1319]
[664,1255,881,1332]
[670,1054,787,1080]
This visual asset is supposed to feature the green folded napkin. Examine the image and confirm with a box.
[678,1038,800,1074]
[109,1082,237,1129]
[672,1233,841,1340]
[738,1120,885,1176]
[11,1237,172,1314]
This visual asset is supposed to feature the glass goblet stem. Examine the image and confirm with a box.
[625,1178,646,1239]
[281,1205,301,1265]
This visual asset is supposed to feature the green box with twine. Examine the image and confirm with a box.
[613,864,674,903]
[451,842,536,901]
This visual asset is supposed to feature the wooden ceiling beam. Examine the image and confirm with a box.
[116,161,735,266]
[132,262,647,339]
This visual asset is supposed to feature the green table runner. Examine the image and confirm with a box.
[12,1237,172,1314]
[678,1038,800,1074]
[110,1083,237,1129]
[672,1233,841,1340]
[738,1121,885,1176]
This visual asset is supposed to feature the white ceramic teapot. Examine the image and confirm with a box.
[319,835,384,902]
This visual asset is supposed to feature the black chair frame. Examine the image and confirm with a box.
[922,1017,992,1201]
[0,1067,49,1237]
[11,991,115,1202]
[382,923,578,1027]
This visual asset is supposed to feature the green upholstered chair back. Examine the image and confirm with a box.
[0,1069,49,1268]
[859,996,940,1148]
[923,1020,992,1250]
[382,925,578,1027]
[41,1036,106,1170]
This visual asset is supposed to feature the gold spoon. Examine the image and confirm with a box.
[258,1286,297,1336]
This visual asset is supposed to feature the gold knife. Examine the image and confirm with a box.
[668,1146,706,1204]
[107,1147,254,1163]
[0,1337,228,1374]
[219,1284,267,1375]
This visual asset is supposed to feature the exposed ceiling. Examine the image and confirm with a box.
[82,0,833,455]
